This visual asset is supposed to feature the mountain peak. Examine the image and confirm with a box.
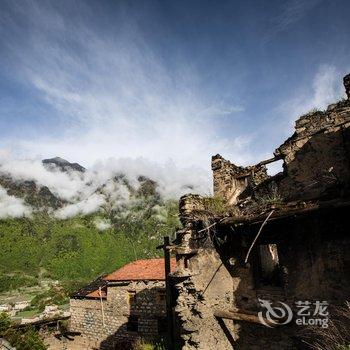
[44,157,70,165]
[42,157,85,172]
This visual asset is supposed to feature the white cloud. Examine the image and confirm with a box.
[0,154,212,219]
[94,218,112,231]
[1,0,251,173]
[1,61,345,220]
[0,186,32,219]
[54,193,105,219]
[278,64,346,127]
[152,204,168,223]
[311,65,346,109]
[0,158,87,201]
[88,157,211,198]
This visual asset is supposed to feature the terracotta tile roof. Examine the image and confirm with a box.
[86,288,107,299]
[104,258,176,282]
[71,276,107,299]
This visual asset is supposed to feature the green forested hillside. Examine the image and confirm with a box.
[0,199,179,294]
[0,158,183,309]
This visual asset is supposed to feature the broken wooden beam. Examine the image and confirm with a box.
[214,309,275,327]
[257,155,283,167]
[220,198,350,227]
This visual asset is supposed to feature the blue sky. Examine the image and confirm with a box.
[0,0,349,173]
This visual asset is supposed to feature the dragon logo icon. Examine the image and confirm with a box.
[258,298,293,327]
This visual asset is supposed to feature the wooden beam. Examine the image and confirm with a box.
[163,236,175,350]
[257,155,283,166]
[214,309,275,327]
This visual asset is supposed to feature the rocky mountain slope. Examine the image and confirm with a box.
[42,157,86,173]
[0,157,167,215]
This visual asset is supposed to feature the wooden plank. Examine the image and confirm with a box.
[214,309,275,327]
[257,155,283,166]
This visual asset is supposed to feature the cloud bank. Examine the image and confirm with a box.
[0,186,32,219]
[0,155,211,219]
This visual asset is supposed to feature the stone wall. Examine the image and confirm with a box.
[344,73,350,98]
[173,249,237,350]
[211,76,350,206]
[173,199,350,349]
[69,280,166,349]
[273,99,350,201]
[212,155,268,205]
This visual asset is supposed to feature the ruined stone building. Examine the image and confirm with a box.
[170,74,350,349]
[69,258,176,349]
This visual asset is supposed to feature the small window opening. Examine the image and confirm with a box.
[256,244,282,287]
[127,315,139,332]
[128,291,136,305]
[184,257,189,269]
[157,290,166,304]
[266,159,284,176]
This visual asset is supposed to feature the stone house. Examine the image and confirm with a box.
[70,258,176,349]
[170,74,350,349]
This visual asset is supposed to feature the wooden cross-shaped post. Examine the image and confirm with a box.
[157,236,174,350]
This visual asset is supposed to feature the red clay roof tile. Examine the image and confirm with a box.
[86,289,107,299]
[104,258,176,281]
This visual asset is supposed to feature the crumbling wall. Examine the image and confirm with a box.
[273,210,350,302]
[344,73,350,99]
[173,199,350,349]
[173,195,236,349]
[173,75,350,349]
[173,195,297,349]
[212,155,268,205]
[274,101,350,201]
[173,249,237,350]
[211,75,350,207]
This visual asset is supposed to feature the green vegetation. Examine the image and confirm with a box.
[306,107,323,114]
[15,308,40,318]
[255,192,283,206]
[30,285,70,311]
[0,312,46,349]
[202,196,230,216]
[191,196,237,220]
[0,273,38,293]
[0,199,179,302]
[133,339,166,350]
[0,312,11,334]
